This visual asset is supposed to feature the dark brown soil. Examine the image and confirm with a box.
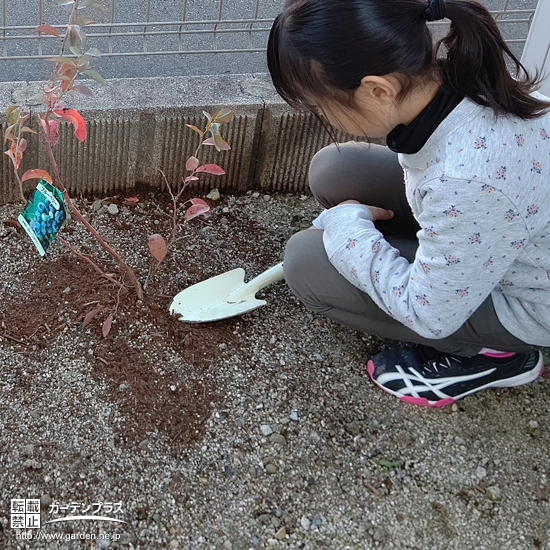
[1,256,235,449]
[0,190,284,451]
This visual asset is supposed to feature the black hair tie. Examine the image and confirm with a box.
[425,0,446,21]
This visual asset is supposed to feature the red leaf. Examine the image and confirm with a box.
[82,306,103,328]
[186,156,200,172]
[189,198,209,207]
[148,234,167,263]
[22,169,53,184]
[38,115,60,147]
[184,176,199,184]
[185,124,204,136]
[202,136,232,150]
[184,203,211,222]
[195,164,226,176]
[102,314,113,338]
[5,139,27,169]
[53,108,87,142]
[33,24,61,39]
[123,197,139,206]
[4,150,16,167]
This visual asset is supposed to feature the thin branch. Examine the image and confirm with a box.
[159,170,179,246]
[60,237,124,290]
[2,333,27,345]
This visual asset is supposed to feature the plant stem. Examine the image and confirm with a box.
[43,115,143,300]
[13,166,26,204]
[60,237,125,290]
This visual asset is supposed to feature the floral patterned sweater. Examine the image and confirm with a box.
[312,96,550,346]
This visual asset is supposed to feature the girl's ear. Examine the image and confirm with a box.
[356,75,401,106]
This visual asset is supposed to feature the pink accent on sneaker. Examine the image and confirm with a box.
[481,351,516,358]
[400,395,456,408]
[367,360,375,379]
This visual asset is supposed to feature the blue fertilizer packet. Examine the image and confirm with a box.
[18,180,70,256]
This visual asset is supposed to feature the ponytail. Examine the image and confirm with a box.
[439,0,550,119]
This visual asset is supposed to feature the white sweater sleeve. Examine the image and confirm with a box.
[312,179,529,338]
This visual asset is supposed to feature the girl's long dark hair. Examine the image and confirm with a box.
[267,0,550,119]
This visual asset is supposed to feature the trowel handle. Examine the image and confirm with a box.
[228,262,285,302]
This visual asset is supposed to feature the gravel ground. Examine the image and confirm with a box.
[1,190,550,550]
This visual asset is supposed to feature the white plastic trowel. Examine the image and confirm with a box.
[169,262,284,323]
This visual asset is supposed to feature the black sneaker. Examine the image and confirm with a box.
[367,345,544,407]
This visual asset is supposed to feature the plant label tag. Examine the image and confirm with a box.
[17,180,69,256]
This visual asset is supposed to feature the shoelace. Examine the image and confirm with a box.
[417,346,462,374]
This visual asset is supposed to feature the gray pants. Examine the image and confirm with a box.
[284,142,532,356]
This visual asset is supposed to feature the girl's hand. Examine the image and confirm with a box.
[337,200,394,222]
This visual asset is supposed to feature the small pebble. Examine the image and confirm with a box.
[290,411,300,422]
[312,515,322,528]
[373,527,387,542]
[529,420,539,429]
[486,486,502,501]
[260,425,273,436]
[300,516,310,530]
[21,445,34,458]
[476,466,487,479]
[275,526,287,540]
[265,463,278,474]
[257,514,272,525]
[206,188,220,201]
[107,204,119,215]
[269,433,287,446]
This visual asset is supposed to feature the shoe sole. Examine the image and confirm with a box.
[367,352,545,408]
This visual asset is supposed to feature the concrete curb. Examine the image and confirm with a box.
[0,73,361,203]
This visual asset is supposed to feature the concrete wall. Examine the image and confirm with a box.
[0,73,365,203]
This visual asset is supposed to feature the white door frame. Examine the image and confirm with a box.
[521,0,550,95]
